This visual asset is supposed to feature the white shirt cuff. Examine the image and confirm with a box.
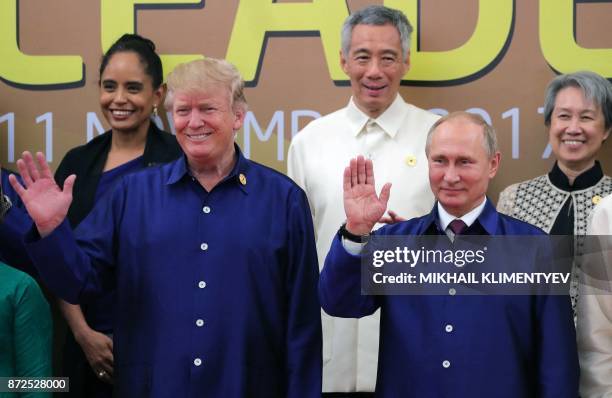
[341,236,366,255]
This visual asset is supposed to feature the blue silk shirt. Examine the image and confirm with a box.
[1,168,21,205]
[0,169,36,275]
[26,150,322,397]
[320,200,579,397]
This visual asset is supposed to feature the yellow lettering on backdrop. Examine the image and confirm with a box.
[101,0,203,80]
[226,0,348,83]
[540,0,612,75]
[0,1,82,86]
[386,0,513,82]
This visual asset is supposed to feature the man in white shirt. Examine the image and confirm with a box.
[287,5,439,396]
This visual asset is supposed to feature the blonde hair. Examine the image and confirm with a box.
[164,58,247,112]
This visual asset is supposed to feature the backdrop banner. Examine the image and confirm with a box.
[1,0,611,201]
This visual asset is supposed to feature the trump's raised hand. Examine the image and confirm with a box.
[9,151,75,237]
[343,156,391,236]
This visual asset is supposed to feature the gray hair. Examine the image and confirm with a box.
[543,71,612,130]
[341,5,413,59]
[425,112,498,158]
[164,58,248,112]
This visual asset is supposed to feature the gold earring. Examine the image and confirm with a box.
[153,105,158,118]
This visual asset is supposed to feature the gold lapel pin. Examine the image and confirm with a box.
[239,173,247,186]
[405,155,417,167]
[592,195,602,205]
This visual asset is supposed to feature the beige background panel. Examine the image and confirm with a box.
[1,0,611,204]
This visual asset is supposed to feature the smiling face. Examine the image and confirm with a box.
[172,86,244,169]
[427,117,500,217]
[549,86,610,173]
[99,51,162,136]
[341,23,409,118]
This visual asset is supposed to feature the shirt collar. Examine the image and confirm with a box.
[548,161,603,191]
[346,94,406,139]
[166,144,250,194]
[425,197,498,235]
[437,198,487,231]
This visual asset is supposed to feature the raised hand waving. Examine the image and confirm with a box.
[343,155,391,236]
[9,151,75,237]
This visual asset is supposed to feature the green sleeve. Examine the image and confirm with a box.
[12,275,53,398]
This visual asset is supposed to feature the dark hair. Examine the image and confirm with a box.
[99,33,163,89]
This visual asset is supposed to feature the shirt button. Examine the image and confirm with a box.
[196,319,205,327]
[200,243,208,251]
[202,206,211,214]
[442,360,451,368]
[445,324,453,333]
[198,281,206,289]
[449,288,456,296]
[194,358,202,366]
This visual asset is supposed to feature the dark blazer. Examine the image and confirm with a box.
[55,123,182,227]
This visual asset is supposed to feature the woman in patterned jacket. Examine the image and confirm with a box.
[498,71,612,315]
